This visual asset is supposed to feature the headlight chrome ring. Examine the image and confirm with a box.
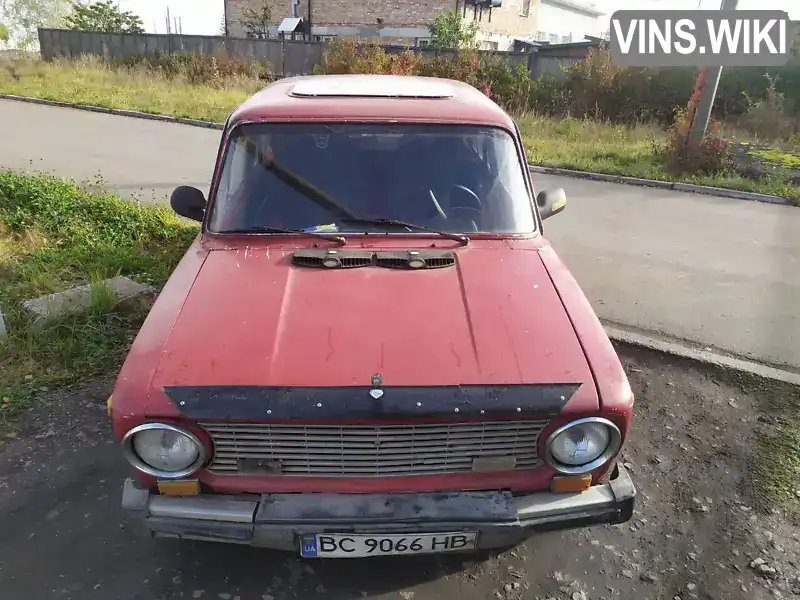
[544,417,622,475]
[122,423,207,479]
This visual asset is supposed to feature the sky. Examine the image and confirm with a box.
[27,0,800,36]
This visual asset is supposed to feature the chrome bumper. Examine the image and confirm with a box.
[121,464,635,550]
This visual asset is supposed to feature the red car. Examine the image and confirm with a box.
[112,74,635,558]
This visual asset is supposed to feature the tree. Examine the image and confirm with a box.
[239,1,272,39]
[65,0,144,33]
[0,23,10,46]
[428,11,478,50]
[3,0,70,49]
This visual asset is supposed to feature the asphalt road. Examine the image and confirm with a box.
[1,99,798,370]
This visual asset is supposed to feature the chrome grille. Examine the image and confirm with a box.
[200,420,549,477]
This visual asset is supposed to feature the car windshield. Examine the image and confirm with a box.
[208,122,536,235]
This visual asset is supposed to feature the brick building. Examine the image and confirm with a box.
[224,0,552,50]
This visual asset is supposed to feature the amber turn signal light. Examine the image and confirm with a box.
[550,474,592,493]
[157,479,201,496]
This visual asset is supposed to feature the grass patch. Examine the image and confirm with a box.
[0,170,198,430]
[517,114,800,204]
[748,147,800,170]
[730,372,800,523]
[0,55,254,123]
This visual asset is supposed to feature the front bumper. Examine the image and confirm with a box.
[121,464,635,551]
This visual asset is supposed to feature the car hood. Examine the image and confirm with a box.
[148,245,598,412]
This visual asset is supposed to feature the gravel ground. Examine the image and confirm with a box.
[0,345,798,600]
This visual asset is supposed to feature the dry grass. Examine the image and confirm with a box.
[518,115,667,178]
[517,114,800,203]
[0,55,256,122]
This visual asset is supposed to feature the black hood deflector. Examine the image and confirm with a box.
[162,383,582,420]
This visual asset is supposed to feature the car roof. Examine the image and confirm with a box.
[228,74,517,130]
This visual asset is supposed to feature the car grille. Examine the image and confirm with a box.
[200,420,549,477]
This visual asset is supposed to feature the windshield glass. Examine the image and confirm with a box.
[208,123,536,235]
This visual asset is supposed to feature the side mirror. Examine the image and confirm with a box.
[536,188,567,220]
[170,186,207,222]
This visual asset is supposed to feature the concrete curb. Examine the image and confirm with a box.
[605,326,800,387]
[528,165,792,206]
[2,93,793,206]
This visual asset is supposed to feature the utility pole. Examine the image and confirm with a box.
[688,0,738,143]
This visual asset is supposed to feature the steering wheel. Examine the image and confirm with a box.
[439,185,482,227]
[425,186,482,232]
[449,184,482,210]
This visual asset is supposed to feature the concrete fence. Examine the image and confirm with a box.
[37,28,585,79]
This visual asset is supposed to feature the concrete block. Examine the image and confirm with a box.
[22,276,156,321]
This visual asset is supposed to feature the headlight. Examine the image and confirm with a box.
[122,423,206,479]
[545,417,621,474]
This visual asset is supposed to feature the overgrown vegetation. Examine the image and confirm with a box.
[0,171,198,428]
[661,68,734,176]
[534,46,800,131]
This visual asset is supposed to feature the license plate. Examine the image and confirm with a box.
[299,532,478,558]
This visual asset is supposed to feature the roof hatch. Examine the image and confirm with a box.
[289,77,455,99]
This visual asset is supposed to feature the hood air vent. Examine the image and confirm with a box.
[375,251,455,270]
[292,250,456,269]
[292,249,373,269]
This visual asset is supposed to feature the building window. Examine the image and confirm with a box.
[536,31,547,41]
[549,33,559,44]
[520,0,531,17]
[481,40,499,50]
[418,39,432,47]
[313,35,335,42]
[561,33,572,43]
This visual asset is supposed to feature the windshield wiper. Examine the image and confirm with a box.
[340,218,469,246]
[241,135,358,221]
[225,226,346,246]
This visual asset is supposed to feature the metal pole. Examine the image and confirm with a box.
[307,0,312,41]
[687,0,738,143]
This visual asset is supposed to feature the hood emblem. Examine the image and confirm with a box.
[370,373,383,399]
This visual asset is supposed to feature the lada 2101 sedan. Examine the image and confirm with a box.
[112,74,636,558]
